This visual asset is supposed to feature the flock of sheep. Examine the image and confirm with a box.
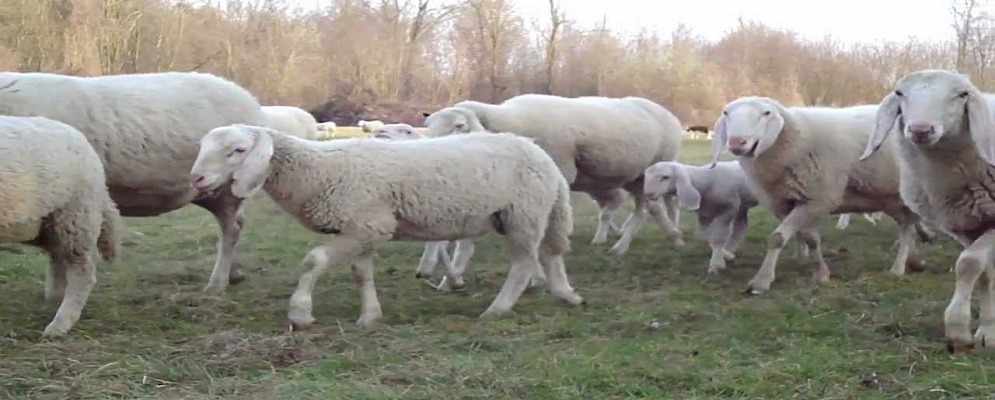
[2,68,994,355]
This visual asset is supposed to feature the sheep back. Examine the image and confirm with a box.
[263,106,319,140]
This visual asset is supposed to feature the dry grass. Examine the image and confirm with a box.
[0,140,993,399]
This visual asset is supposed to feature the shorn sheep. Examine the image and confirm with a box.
[422,94,686,256]
[189,125,585,328]
[358,119,385,133]
[643,160,758,274]
[0,71,267,294]
[710,96,927,294]
[262,105,319,140]
[859,69,995,353]
[0,116,121,337]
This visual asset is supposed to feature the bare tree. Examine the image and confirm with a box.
[953,0,983,72]
[542,0,565,94]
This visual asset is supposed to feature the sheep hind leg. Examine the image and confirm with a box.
[589,189,625,244]
[649,199,684,247]
[45,259,68,304]
[437,239,475,292]
[43,251,96,338]
[945,230,995,353]
[538,243,583,307]
[287,237,365,330]
[706,212,735,274]
[415,240,448,280]
[195,194,247,294]
[480,232,542,320]
[885,212,921,276]
[797,229,830,285]
[974,262,995,349]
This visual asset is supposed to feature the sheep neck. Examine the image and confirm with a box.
[261,133,347,211]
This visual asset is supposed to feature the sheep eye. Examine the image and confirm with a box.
[659,176,669,181]
[233,148,246,154]
[722,110,728,116]
[762,111,771,116]
[894,90,904,97]
[958,91,970,98]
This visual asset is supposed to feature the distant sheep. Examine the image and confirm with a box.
[423,94,686,257]
[189,125,584,328]
[262,106,319,140]
[0,71,267,294]
[316,121,337,140]
[358,119,385,133]
[0,116,121,337]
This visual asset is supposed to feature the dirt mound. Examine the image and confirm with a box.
[307,98,440,127]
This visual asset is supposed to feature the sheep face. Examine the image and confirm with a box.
[711,97,785,165]
[423,108,473,137]
[371,123,423,140]
[643,161,701,210]
[861,69,995,166]
[190,124,275,198]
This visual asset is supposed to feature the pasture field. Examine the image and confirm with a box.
[0,139,992,399]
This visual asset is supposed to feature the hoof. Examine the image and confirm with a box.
[946,338,975,354]
[479,308,510,321]
[414,271,429,280]
[41,324,69,338]
[202,284,227,295]
[607,246,627,257]
[288,317,316,331]
[744,285,766,295]
[590,236,607,245]
[356,316,381,330]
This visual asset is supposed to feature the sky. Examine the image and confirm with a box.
[282,0,966,44]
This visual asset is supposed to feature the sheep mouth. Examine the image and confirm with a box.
[732,140,761,157]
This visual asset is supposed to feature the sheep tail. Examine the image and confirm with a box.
[541,175,574,255]
[97,195,122,263]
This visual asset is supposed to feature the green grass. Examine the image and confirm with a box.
[1,140,992,399]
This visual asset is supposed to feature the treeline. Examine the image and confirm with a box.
[0,0,989,125]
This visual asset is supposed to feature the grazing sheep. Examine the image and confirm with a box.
[835,212,884,230]
[858,69,995,353]
[358,119,385,133]
[423,94,686,256]
[316,121,337,140]
[262,106,319,140]
[0,71,267,294]
[189,125,585,328]
[0,116,121,337]
[710,96,927,294]
[643,160,758,274]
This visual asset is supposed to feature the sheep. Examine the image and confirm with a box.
[262,106,319,140]
[358,119,385,133]
[368,123,547,292]
[709,96,927,294]
[188,125,585,328]
[858,69,995,353]
[0,71,267,294]
[643,160,758,274]
[0,116,121,337]
[316,121,337,140]
[422,94,686,256]
[835,212,885,230]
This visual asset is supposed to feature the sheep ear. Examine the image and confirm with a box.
[860,93,899,162]
[231,127,274,198]
[754,110,784,157]
[967,89,995,166]
[674,167,701,210]
[709,114,727,168]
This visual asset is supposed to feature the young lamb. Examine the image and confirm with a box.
[0,71,266,294]
[358,119,386,133]
[0,116,121,337]
[643,160,758,274]
[262,106,319,140]
[858,69,995,353]
[188,125,585,328]
[710,96,927,294]
[423,94,686,256]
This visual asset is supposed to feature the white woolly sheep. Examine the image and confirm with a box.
[358,119,386,133]
[262,106,319,140]
[189,125,585,328]
[710,96,927,294]
[643,160,758,274]
[0,116,121,337]
[422,94,686,256]
[0,71,267,294]
[858,69,995,353]
[316,121,338,139]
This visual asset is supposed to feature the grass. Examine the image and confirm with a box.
[0,138,993,399]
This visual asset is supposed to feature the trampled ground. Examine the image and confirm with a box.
[0,139,992,399]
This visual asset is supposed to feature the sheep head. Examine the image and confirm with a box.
[423,106,484,137]
[710,96,786,167]
[190,124,274,199]
[370,123,424,140]
[860,69,995,166]
[643,161,701,211]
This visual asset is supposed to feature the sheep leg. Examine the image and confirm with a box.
[480,241,541,320]
[350,250,382,328]
[793,239,811,262]
[836,214,851,230]
[696,214,714,242]
[725,208,750,256]
[589,189,625,244]
[746,205,824,294]
[537,242,584,307]
[437,239,475,292]
[944,230,995,353]
[44,260,68,304]
[415,240,449,280]
[195,195,247,294]
[706,212,736,274]
[664,193,681,228]
[797,229,830,284]
[862,212,880,225]
[648,199,684,247]
[974,263,995,349]
[43,252,96,337]
[886,221,919,276]
[288,237,365,330]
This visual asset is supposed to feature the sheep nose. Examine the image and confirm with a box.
[727,137,748,149]
[907,121,935,142]
[190,174,205,185]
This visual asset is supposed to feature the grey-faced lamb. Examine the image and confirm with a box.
[189,125,585,328]
[859,69,995,353]
[0,116,121,337]
[643,160,758,274]
[710,96,927,294]
[0,71,266,294]
[422,94,687,256]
